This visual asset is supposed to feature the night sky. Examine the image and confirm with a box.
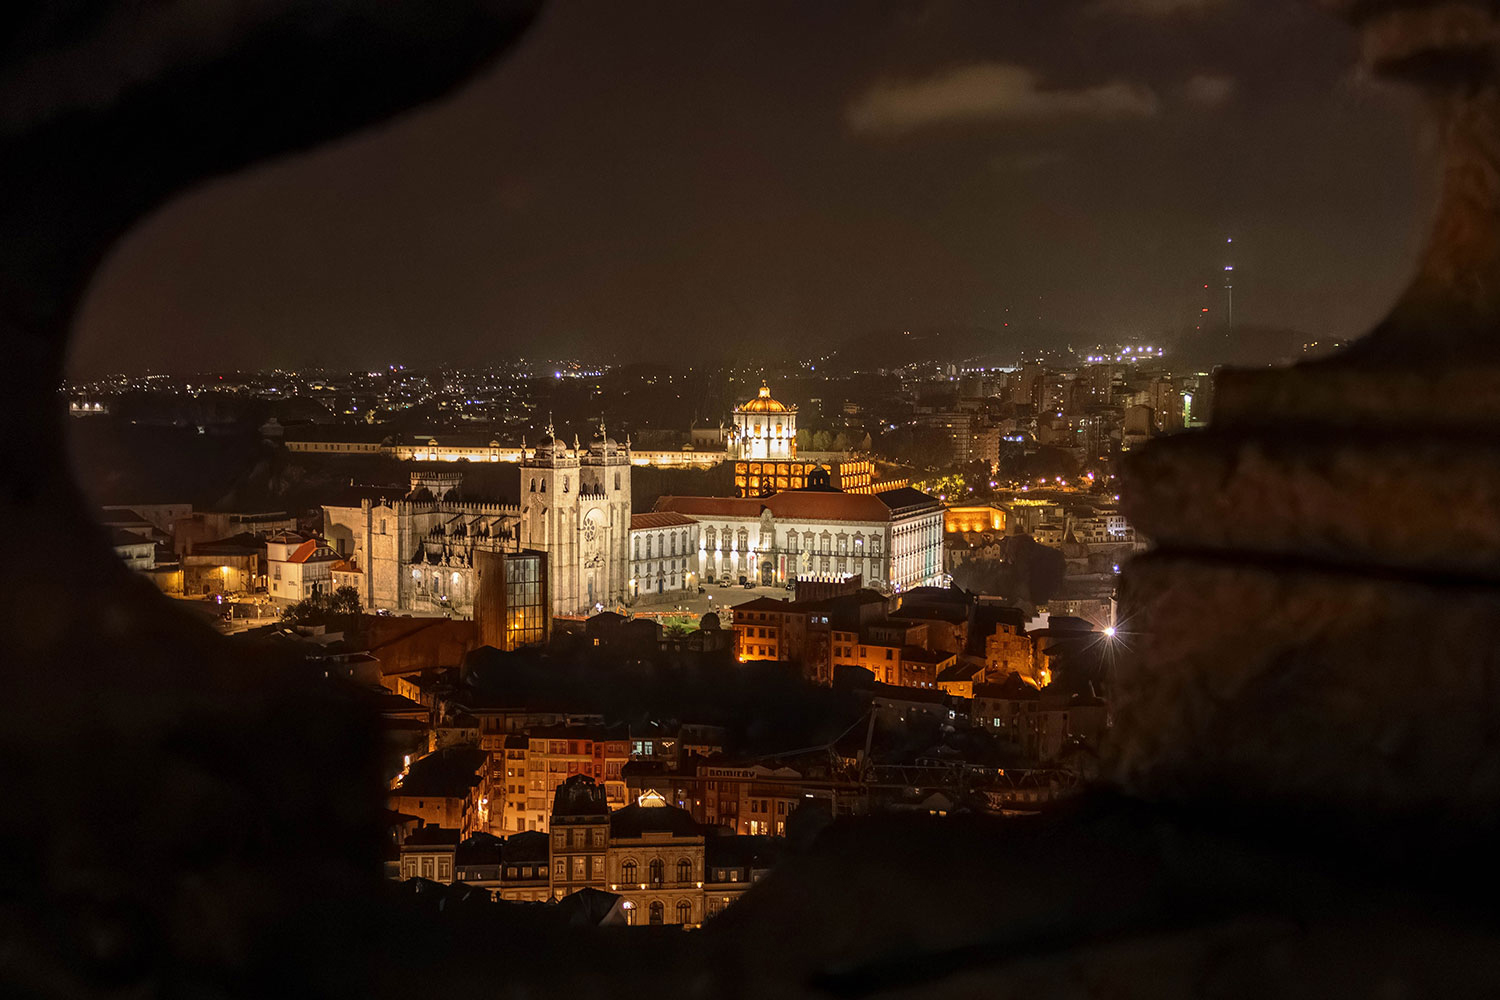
[69,0,1436,376]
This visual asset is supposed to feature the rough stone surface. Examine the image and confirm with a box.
[1115,553,1500,824]
[1118,0,1500,833]
[1212,365,1500,430]
[0,4,543,995]
[1124,428,1500,579]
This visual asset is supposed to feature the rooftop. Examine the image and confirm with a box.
[630,511,700,531]
[109,527,155,548]
[393,747,488,800]
[656,490,896,524]
[551,774,609,819]
[609,802,702,839]
[402,825,461,848]
[731,596,799,613]
[875,486,945,514]
[871,682,951,706]
[189,532,267,557]
[972,674,1042,701]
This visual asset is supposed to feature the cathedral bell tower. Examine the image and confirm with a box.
[579,420,632,612]
[521,416,582,614]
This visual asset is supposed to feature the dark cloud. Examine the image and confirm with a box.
[848,63,1159,134]
[1090,0,1229,16]
[1181,73,1236,106]
[992,149,1072,173]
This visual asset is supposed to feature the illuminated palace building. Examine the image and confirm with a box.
[655,480,945,593]
[729,382,882,498]
[322,422,631,618]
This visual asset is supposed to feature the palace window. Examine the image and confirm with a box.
[649,858,664,884]
[622,860,638,884]
[676,900,692,924]
[649,901,664,925]
[676,858,692,883]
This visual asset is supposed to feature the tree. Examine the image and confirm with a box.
[874,426,954,469]
[282,585,363,631]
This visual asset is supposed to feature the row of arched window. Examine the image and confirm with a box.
[627,899,692,925]
[528,473,623,494]
[620,857,694,884]
[699,525,882,557]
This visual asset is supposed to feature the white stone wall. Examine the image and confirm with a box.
[630,523,700,597]
[693,515,895,587]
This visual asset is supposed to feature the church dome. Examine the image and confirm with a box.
[589,420,619,455]
[530,416,574,462]
[738,381,792,414]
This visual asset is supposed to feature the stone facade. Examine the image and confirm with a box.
[628,512,701,599]
[522,423,632,613]
[654,486,944,592]
[606,803,705,927]
[323,422,631,617]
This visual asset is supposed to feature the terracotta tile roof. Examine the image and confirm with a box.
[286,539,340,564]
[653,496,761,519]
[630,511,699,530]
[655,490,893,523]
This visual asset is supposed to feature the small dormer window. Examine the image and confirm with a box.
[563,477,570,493]
[530,478,536,493]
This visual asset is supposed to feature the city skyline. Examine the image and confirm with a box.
[69,0,1433,377]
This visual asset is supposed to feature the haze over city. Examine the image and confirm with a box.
[69,0,1433,377]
